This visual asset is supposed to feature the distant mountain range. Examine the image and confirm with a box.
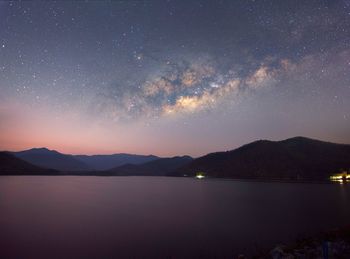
[2,137,350,181]
[175,137,350,181]
[1,151,191,177]
[75,154,159,170]
[104,156,193,176]
[12,148,159,171]
[13,148,90,171]
[0,152,57,175]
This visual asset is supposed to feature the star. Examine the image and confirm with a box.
[0,0,349,156]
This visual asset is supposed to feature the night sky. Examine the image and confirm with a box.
[0,0,349,156]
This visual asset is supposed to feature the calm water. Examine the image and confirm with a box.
[0,176,349,258]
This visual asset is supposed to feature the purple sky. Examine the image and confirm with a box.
[0,1,349,156]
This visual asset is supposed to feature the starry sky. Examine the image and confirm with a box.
[0,0,349,157]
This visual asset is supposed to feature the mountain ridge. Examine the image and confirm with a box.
[75,153,159,170]
[13,148,91,171]
[105,155,193,176]
[0,152,58,175]
[11,148,160,171]
[2,136,350,181]
[175,137,350,180]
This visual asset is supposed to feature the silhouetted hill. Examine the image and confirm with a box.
[176,137,350,180]
[75,153,159,170]
[106,156,193,176]
[13,148,90,171]
[0,152,57,175]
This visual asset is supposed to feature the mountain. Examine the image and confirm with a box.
[6,137,350,180]
[74,154,159,170]
[176,137,350,180]
[13,148,90,171]
[106,156,193,176]
[13,148,159,171]
[0,152,57,175]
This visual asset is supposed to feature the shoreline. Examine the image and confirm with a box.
[0,173,345,185]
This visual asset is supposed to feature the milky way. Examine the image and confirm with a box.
[0,1,349,156]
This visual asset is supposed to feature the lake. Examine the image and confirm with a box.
[0,176,349,258]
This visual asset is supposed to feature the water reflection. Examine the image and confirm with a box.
[0,176,349,258]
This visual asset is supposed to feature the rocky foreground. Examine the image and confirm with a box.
[254,226,350,258]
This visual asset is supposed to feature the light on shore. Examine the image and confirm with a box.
[330,171,350,183]
[196,172,205,179]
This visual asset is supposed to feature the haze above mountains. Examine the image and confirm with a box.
[1,137,350,181]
